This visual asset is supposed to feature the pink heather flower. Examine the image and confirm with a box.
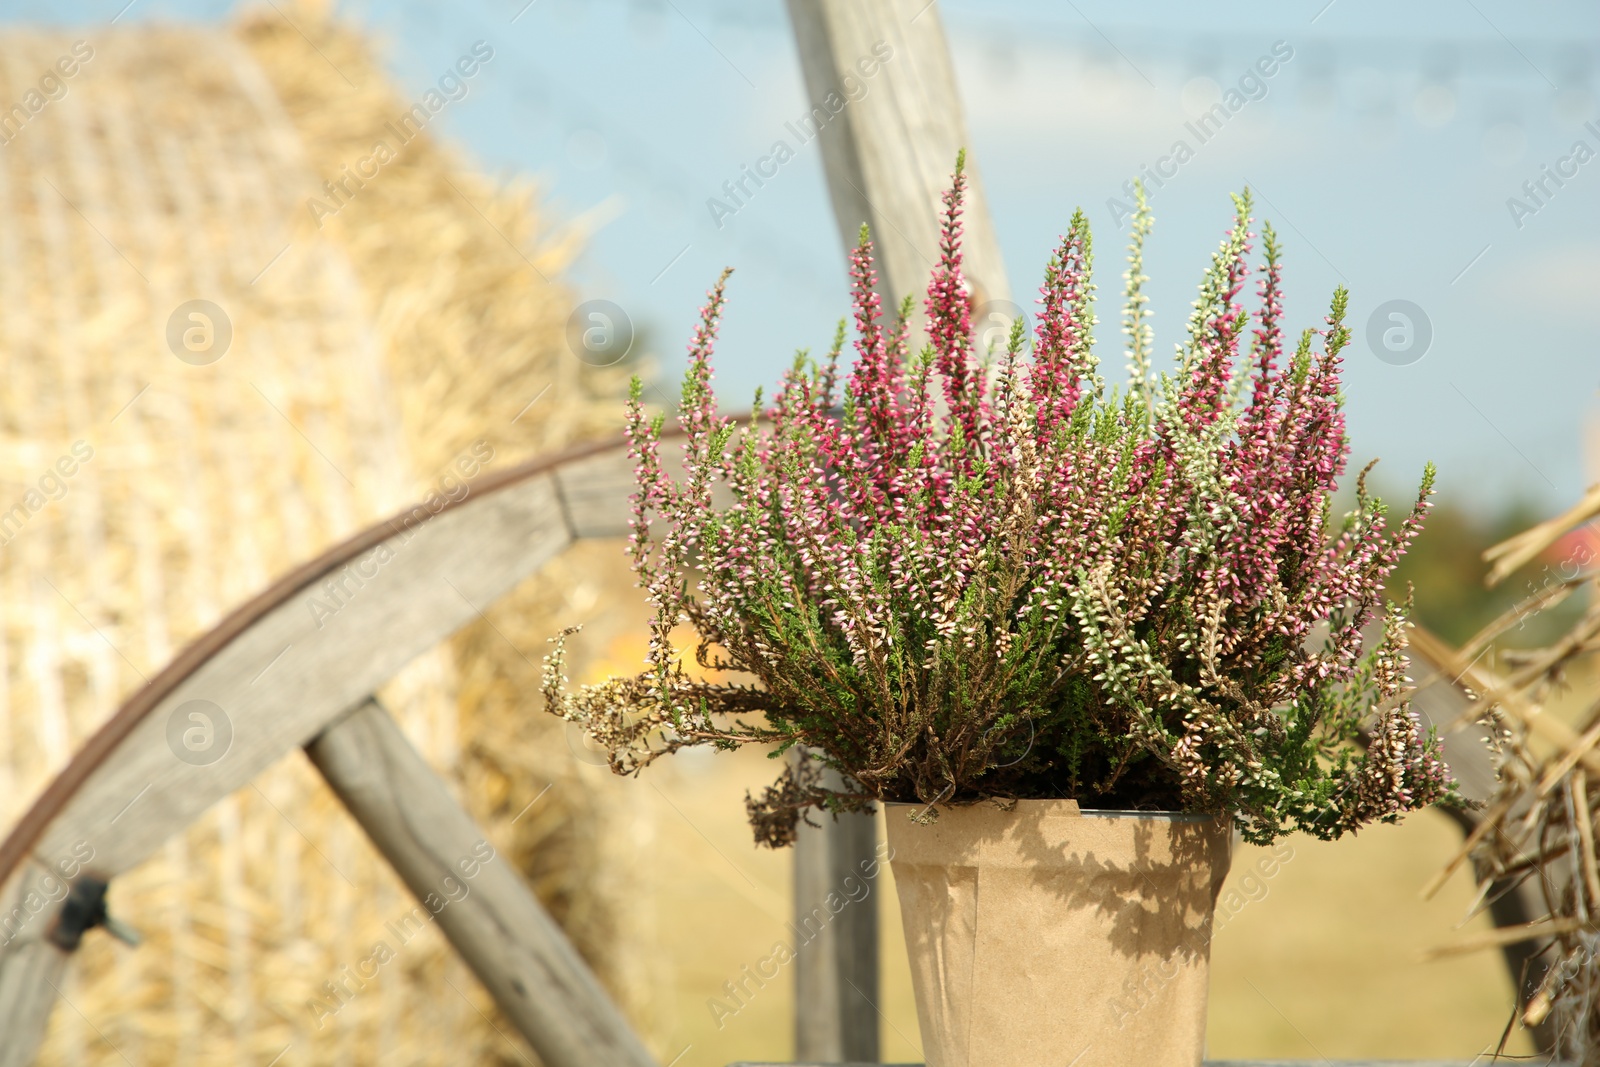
[544,162,1453,848]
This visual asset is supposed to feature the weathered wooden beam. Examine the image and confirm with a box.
[782,1,1009,1059]
[792,759,880,1064]
[0,868,71,1067]
[784,0,1010,314]
[305,698,656,1067]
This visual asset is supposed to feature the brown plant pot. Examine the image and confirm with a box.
[885,798,1232,1067]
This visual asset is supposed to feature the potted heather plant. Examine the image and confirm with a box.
[543,159,1453,1065]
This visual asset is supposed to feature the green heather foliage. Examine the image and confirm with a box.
[544,163,1454,847]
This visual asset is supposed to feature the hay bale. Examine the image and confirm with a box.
[0,10,653,1064]
[233,6,661,1041]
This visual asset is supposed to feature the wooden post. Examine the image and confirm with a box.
[782,2,1011,1058]
[784,0,1010,313]
[791,758,880,1063]
[305,698,657,1067]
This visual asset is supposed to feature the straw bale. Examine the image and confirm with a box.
[235,2,661,1043]
[0,9,652,1064]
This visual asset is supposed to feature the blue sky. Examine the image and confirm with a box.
[19,0,1600,510]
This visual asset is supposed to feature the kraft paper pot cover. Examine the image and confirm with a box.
[886,798,1231,1067]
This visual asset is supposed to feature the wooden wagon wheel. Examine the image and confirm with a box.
[0,436,664,1067]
